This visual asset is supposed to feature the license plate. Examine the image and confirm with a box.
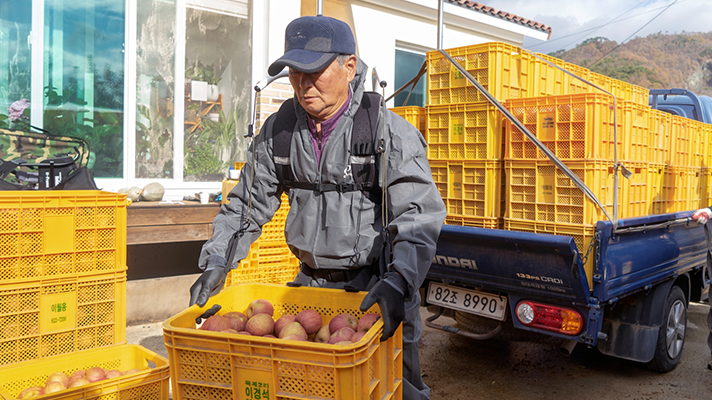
[427,282,507,321]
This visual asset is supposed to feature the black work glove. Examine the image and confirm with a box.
[189,265,228,308]
[360,271,407,341]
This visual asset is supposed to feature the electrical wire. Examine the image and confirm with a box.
[526,0,688,49]
[557,0,648,50]
[589,0,679,67]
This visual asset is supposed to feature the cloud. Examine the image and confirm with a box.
[483,0,712,54]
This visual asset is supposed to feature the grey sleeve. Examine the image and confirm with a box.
[383,112,447,300]
[197,115,284,271]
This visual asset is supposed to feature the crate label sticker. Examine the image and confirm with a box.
[540,111,556,141]
[450,116,464,143]
[450,65,466,88]
[239,374,272,400]
[40,292,77,333]
[537,171,555,204]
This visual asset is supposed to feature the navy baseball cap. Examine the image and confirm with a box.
[268,15,356,76]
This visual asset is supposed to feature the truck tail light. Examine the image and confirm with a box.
[515,301,584,335]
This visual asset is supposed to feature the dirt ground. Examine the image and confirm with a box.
[418,301,712,400]
[127,301,712,400]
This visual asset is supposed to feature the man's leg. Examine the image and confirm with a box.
[402,290,430,400]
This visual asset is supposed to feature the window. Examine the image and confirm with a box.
[0,2,32,128]
[394,48,426,107]
[1,0,125,178]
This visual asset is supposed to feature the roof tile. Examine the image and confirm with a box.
[446,0,552,38]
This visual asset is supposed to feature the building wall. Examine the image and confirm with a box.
[254,0,544,110]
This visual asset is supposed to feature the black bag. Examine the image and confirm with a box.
[0,127,97,190]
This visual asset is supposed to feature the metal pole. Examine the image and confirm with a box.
[316,0,323,16]
[437,0,444,50]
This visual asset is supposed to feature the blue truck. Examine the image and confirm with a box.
[422,88,712,372]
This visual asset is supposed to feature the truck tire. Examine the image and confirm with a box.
[454,311,553,343]
[647,285,687,372]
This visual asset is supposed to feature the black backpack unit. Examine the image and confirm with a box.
[271,92,383,203]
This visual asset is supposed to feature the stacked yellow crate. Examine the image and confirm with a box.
[222,162,300,287]
[425,43,531,228]
[0,191,169,400]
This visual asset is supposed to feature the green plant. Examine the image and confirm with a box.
[185,60,221,84]
[184,141,223,177]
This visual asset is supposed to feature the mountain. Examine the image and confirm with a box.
[550,32,712,97]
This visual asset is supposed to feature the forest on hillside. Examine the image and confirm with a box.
[550,32,712,96]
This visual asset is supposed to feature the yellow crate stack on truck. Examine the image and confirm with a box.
[407,41,712,284]
[0,191,170,400]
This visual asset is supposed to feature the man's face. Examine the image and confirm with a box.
[288,55,357,122]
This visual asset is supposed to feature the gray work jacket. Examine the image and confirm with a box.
[198,58,446,299]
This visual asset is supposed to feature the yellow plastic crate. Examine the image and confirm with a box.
[588,72,650,105]
[430,160,502,219]
[425,102,503,160]
[689,167,703,211]
[426,42,531,106]
[648,109,672,164]
[226,240,300,287]
[0,270,126,365]
[689,119,709,168]
[0,191,127,284]
[701,168,712,208]
[504,93,625,161]
[525,53,591,97]
[563,62,592,94]
[163,283,403,400]
[504,159,619,225]
[503,218,596,288]
[701,123,712,168]
[390,106,426,137]
[649,163,668,214]
[260,194,289,242]
[622,101,651,163]
[651,165,696,213]
[221,178,239,204]
[670,115,697,167]
[0,344,169,400]
[623,162,652,218]
[444,216,501,229]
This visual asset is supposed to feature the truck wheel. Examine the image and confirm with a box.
[647,285,687,372]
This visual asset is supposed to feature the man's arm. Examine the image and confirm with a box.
[381,112,447,300]
[190,115,284,306]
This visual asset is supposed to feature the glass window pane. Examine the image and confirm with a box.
[183,7,251,182]
[136,0,176,179]
[0,2,32,129]
[43,0,125,178]
[394,49,426,107]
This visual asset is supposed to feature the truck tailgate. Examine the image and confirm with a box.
[429,225,591,306]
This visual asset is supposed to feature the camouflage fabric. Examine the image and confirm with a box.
[0,128,89,167]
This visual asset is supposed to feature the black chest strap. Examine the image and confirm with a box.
[272,92,383,203]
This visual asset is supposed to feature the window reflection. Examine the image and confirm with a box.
[43,0,125,178]
[0,2,32,130]
[394,49,427,107]
[136,0,175,179]
[183,6,251,182]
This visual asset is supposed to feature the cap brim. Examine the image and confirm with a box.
[268,50,338,76]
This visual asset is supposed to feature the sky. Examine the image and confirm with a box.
[482,0,712,54]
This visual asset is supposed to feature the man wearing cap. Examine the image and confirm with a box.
[189,15,446,399]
